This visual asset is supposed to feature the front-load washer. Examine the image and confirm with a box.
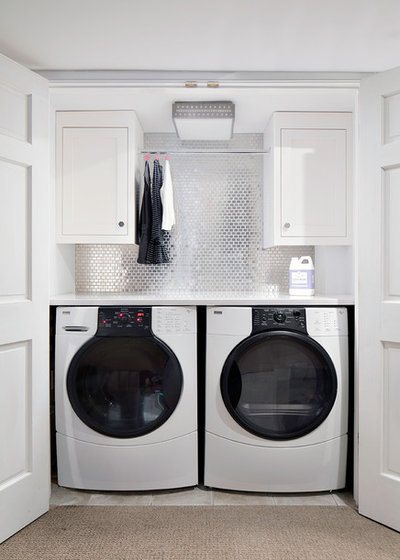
[55,305,197,491]
[205,306,348,492]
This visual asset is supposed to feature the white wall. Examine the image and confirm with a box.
[315,246,354,295]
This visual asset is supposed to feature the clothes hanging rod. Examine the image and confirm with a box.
[140,150,270,155]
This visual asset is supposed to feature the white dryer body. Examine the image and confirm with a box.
[205,306,348,492]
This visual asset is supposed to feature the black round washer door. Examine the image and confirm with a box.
[67,336,183,438]
[220,331,337,440]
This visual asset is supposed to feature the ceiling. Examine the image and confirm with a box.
[0,0,400,73]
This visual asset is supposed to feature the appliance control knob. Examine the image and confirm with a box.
[273,312,286,323]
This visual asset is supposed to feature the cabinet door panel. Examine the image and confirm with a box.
[56,110,143,244]
[263,111,352,248]
[281,128,347,238]
[62,127,128,236]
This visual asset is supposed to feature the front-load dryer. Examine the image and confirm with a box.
[55,306,197,491]
[205,306,348,492]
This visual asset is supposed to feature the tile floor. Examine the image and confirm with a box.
[50,483,356,508]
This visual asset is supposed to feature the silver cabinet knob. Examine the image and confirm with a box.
[283,222,291,229]
[118,221,125,227]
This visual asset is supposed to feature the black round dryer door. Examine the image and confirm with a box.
[67,336,183,438]
[220,331,337,440]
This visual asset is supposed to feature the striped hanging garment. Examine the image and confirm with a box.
[145,159,169,264]
[137,160,152,264]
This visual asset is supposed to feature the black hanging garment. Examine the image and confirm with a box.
[146,158,169,264]
[137,160,152,264]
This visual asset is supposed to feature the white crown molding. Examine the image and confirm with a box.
[38,70,367,88]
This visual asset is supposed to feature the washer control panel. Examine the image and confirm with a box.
[252,307,307,334]
[153,307,196,335]
[306,308,348,336]
[97,307,151,336]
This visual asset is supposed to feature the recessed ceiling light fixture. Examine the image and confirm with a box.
[172,101,235,140]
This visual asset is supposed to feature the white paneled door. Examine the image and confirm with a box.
[359,66,400,532]
[0,54,49,542]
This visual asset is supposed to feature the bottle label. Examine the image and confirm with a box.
[290,270,315,289]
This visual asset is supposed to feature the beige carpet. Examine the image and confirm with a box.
[1,505,400,560]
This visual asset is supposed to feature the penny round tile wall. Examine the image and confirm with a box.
[75,134,314,296]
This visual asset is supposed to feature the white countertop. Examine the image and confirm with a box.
[50,292,355,306]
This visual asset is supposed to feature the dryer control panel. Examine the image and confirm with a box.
[252,307,307,334]
[97,307,151,336]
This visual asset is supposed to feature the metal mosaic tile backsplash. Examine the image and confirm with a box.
[75,133,314,296]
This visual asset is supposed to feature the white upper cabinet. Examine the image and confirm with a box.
[263,112,352,247]
[56,110,143,244]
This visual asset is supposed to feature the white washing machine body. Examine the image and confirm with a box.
[205,306,348,492]
[55,305,197,491]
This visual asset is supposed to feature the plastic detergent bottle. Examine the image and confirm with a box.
[289,256,315,296]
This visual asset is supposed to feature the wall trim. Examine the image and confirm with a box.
[38,70,366,88]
